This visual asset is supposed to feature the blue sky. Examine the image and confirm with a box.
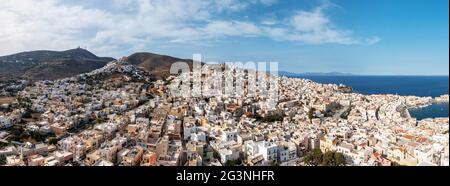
[0,0,448,75]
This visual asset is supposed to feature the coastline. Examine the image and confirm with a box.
[407,102,449,120]
[406,94,449,112]
[289,75,449,98]
[295,76,449,121]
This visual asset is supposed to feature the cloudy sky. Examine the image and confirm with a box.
[0,0,448,75]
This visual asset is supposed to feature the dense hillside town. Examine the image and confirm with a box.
[0,60,448,166]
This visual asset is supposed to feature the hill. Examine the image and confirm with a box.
[0,48,115,81]
[126,52,194,80]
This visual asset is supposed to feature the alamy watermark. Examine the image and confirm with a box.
[169,54,279,107]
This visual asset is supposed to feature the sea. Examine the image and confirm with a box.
[288,75,449,120]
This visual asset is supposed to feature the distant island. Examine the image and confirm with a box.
[278,71,354,77]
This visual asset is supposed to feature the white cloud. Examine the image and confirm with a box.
[261,13,279,26]
[0,0,112,54]
[0,0,378,57]
[214,0,251,12]
[258,0,279,6]
[204,21,261,37]
[270,6,358,44]
[291,9,330,32]
[261,19,277,26]
[364,36,382,45]
[262,5,379,45]
[214,0,279,12]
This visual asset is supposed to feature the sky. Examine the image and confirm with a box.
[0,0,448,75]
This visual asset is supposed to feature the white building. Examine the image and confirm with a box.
[183,117,197,140]
[0,146,18,159]
[278,142,297,162]
[258,140,278,162]
[0,116,12,129]
[218,148,239,164]
[244,140,260,157]
[440,147,449,166]
[221,128,238,142]
[414,145,434,164]
[190,132,206,142]
[184,124,197,140]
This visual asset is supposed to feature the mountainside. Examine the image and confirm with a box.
[126,52,194,80]
[0,48,115,81]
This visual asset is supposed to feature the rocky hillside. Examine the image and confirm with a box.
[0,48,115,81]
[126,52,194,80]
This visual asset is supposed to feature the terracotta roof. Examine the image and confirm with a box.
[402,135,415,140]
[416,137,428,143]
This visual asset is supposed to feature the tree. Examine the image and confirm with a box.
[271,161,280,166]
[225,159,242,166]
[0,142,8,149]
[304,148,323,166]
[340,107,352,119]
[255,113,285,122]
[333,152,346,166]
[48,137,59,145]
[17,95,32,110]
[308,108,316,123]
[213,151,220,159]
[96,117,106,124]
[0,156,6,165]
[391,161,402,166]
[304,149,346,166]
[322,151,335,166]
[29,131,46,142]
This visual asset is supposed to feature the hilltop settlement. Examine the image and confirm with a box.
[0,57,448,166]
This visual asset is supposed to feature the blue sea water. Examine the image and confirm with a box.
[289,75,449,97]
[288,75,449,119]
[409,103,449,120]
